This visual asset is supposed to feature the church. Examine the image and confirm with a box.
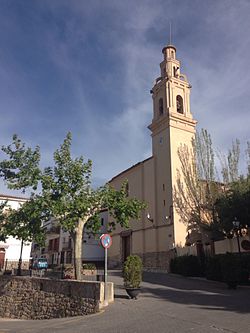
[108,43,197,270]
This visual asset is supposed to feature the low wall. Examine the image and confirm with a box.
[3,259,30,270]
[214,236,250,254]
[109,251,175,271]
[0,276,113,320]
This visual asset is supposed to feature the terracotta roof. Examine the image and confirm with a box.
[109,156,153,183]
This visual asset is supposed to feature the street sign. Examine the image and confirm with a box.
[100,234,112,249]
[241,240,250,251]
[100,234,112,306]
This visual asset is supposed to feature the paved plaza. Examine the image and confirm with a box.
[0,271,250,333]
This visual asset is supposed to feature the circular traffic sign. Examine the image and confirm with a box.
[100,234,112,249]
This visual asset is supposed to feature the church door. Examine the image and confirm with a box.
[122,235,131,263]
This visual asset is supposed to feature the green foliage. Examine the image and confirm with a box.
[205,255,223,281]
[123,255,143,288]
[0,201,8,241]
[171,254,250,285]
[215,176,250,232]
[82,263,96,270]
[0,134,41,192]
[41,132,97,233]
[220,253,242,283]
[5,197,46,246]
[174,128,249,241]
[0,132,146,280]
[170,255,203,277]
[0,135,45,244]
[105,181,147,231]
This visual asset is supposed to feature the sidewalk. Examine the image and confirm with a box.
[1,270,250,333]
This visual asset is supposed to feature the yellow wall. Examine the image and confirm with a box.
[108,44,197,269]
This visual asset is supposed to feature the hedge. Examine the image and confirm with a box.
[170,253,250,284]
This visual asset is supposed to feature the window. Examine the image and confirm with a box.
[54,238,59,251]
[48,239,53,251]
[159,98,163,116]
[101,218,104,226]
[176,95,184,114]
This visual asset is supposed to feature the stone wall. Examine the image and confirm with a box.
[109,251,175,271]
[3,260,30,270]
[0,276,113,320]
[141,251,175,271]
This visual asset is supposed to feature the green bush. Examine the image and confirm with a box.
[170,255,203,277]
[82,263,96,270]
[220,253,242,283]
[206,253,250,284]
[205,255,223,281]
[123,255,142,288]
[171,253,250,284]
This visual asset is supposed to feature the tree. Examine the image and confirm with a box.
[41,133,146,280]
[0,135,45,274]
[173,129,223,242]
[0,201,8,242]
[0,135,45,242]
[218,139,240,184]
[1,133,146,280]
[0,134,41,192]
[215,176,250,234]
[174,129,249,243]
[6,198,46,246]
[215,140,249,234]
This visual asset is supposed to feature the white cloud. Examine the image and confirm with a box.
[0,0,249,195]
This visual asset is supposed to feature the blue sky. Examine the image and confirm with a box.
[0,0,250,194]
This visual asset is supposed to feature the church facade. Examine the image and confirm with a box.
[108,44,197,270]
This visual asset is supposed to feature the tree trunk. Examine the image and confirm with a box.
[74,230,82,280]
[70,233,77,279]
[74,218,86,280]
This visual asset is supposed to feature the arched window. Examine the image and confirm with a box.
[159,98,163,116]
[176,95,184,114]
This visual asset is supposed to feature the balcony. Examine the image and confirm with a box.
[46,225,60,235]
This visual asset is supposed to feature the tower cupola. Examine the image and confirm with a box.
[149,43,196,126]
[160,44,180,79]
[162,44,176,60]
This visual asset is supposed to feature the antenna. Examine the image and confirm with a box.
[169,21,172,45]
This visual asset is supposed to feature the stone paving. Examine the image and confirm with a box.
[0,271,250,333]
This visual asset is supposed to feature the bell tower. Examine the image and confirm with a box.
[148,44,197,248]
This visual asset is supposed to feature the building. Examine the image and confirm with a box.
[31,209,108,268]
[108,44,197,270]
[0,194,31,270]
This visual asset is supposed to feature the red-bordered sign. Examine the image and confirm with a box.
[100,234,112,249]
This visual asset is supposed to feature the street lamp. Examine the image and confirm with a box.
[232,217,241,254]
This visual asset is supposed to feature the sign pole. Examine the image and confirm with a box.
[104,246,108,306]
[100,233,112,307]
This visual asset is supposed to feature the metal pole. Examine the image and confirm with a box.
[104,247,108,306]
[236,232,241,254]
[17,239,23,276]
